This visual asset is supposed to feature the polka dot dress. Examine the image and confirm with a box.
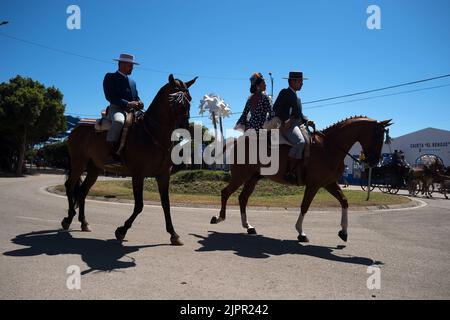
[236,93,274,133]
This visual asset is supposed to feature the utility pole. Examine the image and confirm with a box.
[268,72,274,99]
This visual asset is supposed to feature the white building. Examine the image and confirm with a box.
[345,127,450,182]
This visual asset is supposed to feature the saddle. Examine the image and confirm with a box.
[264,117,316,163]
[263,117,324,185]
[79,106,144,156]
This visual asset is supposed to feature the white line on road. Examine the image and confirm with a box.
[17,216,62,223]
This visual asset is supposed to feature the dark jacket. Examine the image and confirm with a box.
[103,71,140,109]
[273,88,308,124]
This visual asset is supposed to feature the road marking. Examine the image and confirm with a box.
[17,216,61,223]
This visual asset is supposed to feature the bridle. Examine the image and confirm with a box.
[141,87,191,152]
[169,86,191,126]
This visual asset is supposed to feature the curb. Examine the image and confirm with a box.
[46,185,426,213]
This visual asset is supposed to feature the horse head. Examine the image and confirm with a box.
[167,74,198,130]
[359,119,393,167]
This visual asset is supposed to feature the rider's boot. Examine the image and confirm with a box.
[104,141,123,167]
[284,157,299,185]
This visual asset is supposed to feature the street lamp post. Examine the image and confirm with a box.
[268,72,274,99]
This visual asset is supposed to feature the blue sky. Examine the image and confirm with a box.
[1,0,449,138]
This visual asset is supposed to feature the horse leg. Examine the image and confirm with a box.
[77,161,100,232]
[62,161,86,230]
[324,182,349,242]
[156,174,183,246]
[296,185,319,243]
[210,173,246,224]
[238,175,260,235]
[115,175,144,242]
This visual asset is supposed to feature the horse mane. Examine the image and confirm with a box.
[321,115,375,135]
[146,83,169,117]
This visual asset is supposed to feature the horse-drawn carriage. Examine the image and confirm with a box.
[360,153,410,194]
[408,154,450,199]
[361,153,450,198]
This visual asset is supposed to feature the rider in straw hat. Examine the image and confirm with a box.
[103,53,144,166]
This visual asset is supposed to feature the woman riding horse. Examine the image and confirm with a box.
[211,116,392,243]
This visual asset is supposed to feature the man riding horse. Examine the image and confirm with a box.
[273,71,315,184]
[103,53,144,166]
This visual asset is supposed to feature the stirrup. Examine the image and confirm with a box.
[104,154,123,167]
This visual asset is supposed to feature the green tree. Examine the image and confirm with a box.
[39,141,69,168]
[0,76,66,175]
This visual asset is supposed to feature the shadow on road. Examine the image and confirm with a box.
[3,230,167,275]
[191,231,383,266]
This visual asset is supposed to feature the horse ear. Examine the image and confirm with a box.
[379,119,393,127]
[185,76,198,88]
[168,74,176,86]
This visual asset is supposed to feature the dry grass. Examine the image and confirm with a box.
[55,170,410,208]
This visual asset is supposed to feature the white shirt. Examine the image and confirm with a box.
[289,86,297,95]
[117,70,127,78]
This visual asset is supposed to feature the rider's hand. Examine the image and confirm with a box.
[127,101,139,109]
[137,101,144,109]
[307,120,315,126]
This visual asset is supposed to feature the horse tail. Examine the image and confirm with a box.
[64,153,83,210]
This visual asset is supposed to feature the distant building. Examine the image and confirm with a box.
[36,115,81,148]
[344,127,450,183]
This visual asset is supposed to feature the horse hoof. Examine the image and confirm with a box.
[81,223,91,232]
[247,228,257,235]
[115,227,126,241]
[170,237,184,246]
[338,230,348,242]
[210,216,218,224]
[298,235,310,243]
[61,218,71,230]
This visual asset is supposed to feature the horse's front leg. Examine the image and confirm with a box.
[115,175,144,241]
[238,176,260,235]
[211,175,244,225]
[156,174,183,246]
[324,182,349,242]
[296,185,320,243]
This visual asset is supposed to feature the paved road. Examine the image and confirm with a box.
[0,174,449,299]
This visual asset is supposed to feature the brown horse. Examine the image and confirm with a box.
[62,74,197,245]
[211,116,392,243]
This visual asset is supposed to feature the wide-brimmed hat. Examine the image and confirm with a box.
[283,71,308,80]
[113,53,140,65]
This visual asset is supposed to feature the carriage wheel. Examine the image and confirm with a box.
[378,185,389,193]
[425,183,435,197]
[360,179,368,191]
[407,179,421,196]
[361,182,375,191]
[388,185,400,194]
